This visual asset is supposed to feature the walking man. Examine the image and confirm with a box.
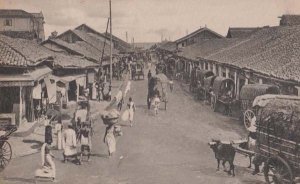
[147,70,152,79]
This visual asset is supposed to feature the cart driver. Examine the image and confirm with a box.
[247,113,263,175]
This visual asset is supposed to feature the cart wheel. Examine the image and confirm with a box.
[264,156,294,184]
[0,141,12,169]
[244,110,255,130]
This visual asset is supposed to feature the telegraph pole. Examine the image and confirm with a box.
[109,0,113,84]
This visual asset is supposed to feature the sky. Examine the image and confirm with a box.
[0,0,300,42]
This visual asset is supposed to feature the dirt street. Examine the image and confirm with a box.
[0,75,265,184]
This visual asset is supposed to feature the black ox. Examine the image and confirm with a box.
[208,139,236,176]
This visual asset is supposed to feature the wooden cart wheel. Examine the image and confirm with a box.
[243,110,255,131]
[264,156,294,184]
[0,141,12,169]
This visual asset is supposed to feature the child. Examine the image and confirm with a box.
[79,122,92,162]
[153,95,161,115]
[127,97,136,127]
[35,126,56,180]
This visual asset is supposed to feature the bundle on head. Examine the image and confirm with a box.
[208,139,236,176]
[101,109,120,125]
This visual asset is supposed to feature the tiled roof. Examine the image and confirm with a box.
[103,32,131,48]
[158,41,177,52]
[72,30,116,55]
[179,38,244,60]
[53,53,99,69]
[0,9,33,18]
[0,34,52,66]
[175,27,224,43]
[47,39,102,62]
[0,34,98,69]
[206,26,300,82]
[280,15,300,26]
[45,28,120,63]
[226,27,262,38]
[0,39,27,66]
[74,24,130,52]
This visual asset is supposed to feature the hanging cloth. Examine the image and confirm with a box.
[44,77,57,104]
[32,84,42,99]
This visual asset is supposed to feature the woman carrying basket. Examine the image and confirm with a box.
[104,124,116,157]
[102,109,120,157]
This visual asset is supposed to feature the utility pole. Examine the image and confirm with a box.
[133,37,135,49]
[126,31,128,43]
[109,0,113,84]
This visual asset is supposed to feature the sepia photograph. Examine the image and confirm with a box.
[0,0,300,183]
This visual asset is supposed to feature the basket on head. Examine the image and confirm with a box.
[101,109,120,125]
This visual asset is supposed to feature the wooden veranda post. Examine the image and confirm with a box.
[109,0,113,84]
[19,86,23,126]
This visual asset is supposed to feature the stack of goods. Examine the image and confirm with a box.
[101,109,120,125]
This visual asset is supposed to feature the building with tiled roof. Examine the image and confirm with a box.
[103,32,132,52]
[0,34,100,126]
[0,34,98,70]
[0,9,45,41]
[74,24,131,52]
[158,41,177,53]
[158,24,300,98]
[0,34,52,67]
[279,14,300,26]
[43,25,122,65]
[178,38,245,60]
[175,27,224,49]
[226,27,263,38]
[206,26,300,81]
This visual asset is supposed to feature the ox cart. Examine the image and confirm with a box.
[156,62,167,75]
[210,77,235,115]
[239,84,280,130]
[251,95,300,184]
[131,62,145,80]
[194,69,214,100]
[203,75,217,102]
[148,74,168,110]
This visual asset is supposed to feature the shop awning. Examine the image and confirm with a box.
[0,66,52,87]
[51,74,86,84]
[29,66,52,81]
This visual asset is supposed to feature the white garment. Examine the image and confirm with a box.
[55,124,62,150]
[124,81,131,97]
[33,84,42,99]
[115,90,123,103]
[61,88,66,97]
[92,83,97,100]
[44,78,57,103]
[128,102,135,122]
[105,126,116,154]
[62,129,77,156]
[152,97,161,107]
